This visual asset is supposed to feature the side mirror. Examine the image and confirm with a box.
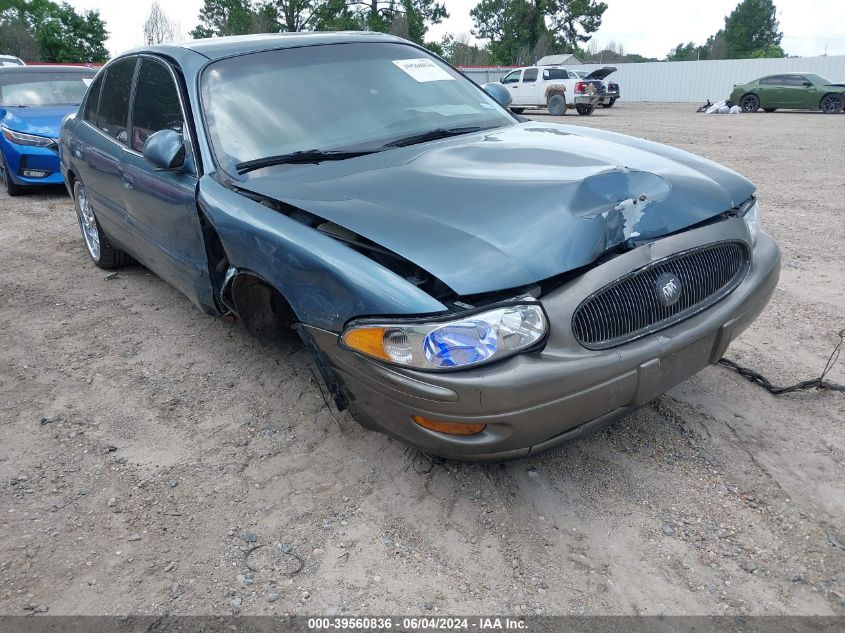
[143,129,185,170]
[803,81,812,87]
[482,82,512,107]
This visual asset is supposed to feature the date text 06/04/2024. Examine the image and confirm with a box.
[307,617,528,630]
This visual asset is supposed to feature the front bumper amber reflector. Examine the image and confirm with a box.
[412,415,486,436]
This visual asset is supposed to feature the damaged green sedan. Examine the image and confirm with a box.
[60,33,781,460]
[731,72,845,113]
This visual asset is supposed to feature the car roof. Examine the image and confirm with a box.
[130,31,407,63]
[0,65,97,74]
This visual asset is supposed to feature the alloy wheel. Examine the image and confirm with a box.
[820,94,844,113]
[75,182,101,261]
[740,94,759,112]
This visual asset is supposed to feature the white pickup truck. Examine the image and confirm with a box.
[498,66,617,116]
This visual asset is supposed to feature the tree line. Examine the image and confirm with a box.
[0,0,785,66]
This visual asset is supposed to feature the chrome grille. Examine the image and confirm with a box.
[572,241,750,350]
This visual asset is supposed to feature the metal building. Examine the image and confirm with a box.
[459,55,845,102]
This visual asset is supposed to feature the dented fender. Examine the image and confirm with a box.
[197,176,447,332]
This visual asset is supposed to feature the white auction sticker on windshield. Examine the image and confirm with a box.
[392,58,455,82]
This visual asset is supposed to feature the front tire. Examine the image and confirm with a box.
[547,94,566,116]
[820,93,844,113]
[576,104,595,115]
[510,107,525,114]
[1,153,23,196]
[73,179,129,269]
[740,94,759,112]
[602,99,616,108]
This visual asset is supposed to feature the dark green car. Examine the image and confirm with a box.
[730,73,845,113]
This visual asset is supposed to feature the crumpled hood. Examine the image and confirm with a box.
[0,105,76,138]
[240,122,755,296]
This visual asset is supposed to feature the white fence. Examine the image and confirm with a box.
[459,55,845,102]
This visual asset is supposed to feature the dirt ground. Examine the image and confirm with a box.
[1,103,843,617]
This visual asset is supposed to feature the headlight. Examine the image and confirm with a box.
[739,198,760,245]
[341,304,547,370]
[1,126,55,147]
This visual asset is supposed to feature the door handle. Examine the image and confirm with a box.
[120,172,134,189]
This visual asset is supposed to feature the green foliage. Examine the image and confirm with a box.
[266,0,318,32]
[666,42,701,62]
[722,0,782,58]
[192,0,446,45]
[437,33,492,66]
[749,43,785,58]
[0,18,39,59]
[311,0,362,31]
[664,0,784,61]
[314,0,447,45]
[469,0,607,65]
[190,0,277,37]
[0,0,108,62]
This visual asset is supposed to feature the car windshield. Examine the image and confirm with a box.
[0,71,95,107]
[200,42,515,176]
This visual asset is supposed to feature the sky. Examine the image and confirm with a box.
[66,0,845,59]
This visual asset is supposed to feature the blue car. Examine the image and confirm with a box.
[1,65,97,195]
[60,33,780,461]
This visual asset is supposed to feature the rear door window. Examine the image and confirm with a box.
[82,74,103,123]
[130,58,185,152]
[522,68,538,82]
[97,57,137,144]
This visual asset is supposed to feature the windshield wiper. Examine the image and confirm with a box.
[235,149,380,174]
[383,126,495,148]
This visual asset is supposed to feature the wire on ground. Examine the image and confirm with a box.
[718,329,845,394]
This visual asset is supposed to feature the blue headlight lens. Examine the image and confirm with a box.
[423,321,499,368]
[342,303,546,371]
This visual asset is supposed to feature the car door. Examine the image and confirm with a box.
[72,56,138,249]
[501,69,522,103]
[119,55,212,306]
[778,75,811,107]
[517,67,539,105]
[754,75,778,108]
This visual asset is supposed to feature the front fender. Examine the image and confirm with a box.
[197,176,447,332]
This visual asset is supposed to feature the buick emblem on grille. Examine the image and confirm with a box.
[655,272,682,306]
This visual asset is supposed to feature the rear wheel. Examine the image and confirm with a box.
[547,94,566,116]
[1,153,23,196]
[73,179,130,269]
[510,107,525,114]
[740,94,759,112]
[576,104,595,115]
[602,99,616,108]
[763,108,776,112]
[820,93,844,113]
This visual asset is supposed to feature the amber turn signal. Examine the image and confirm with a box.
[412,415,486,436]
[342,327,390,361]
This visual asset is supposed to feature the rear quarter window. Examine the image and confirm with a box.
[97,58,137,144]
